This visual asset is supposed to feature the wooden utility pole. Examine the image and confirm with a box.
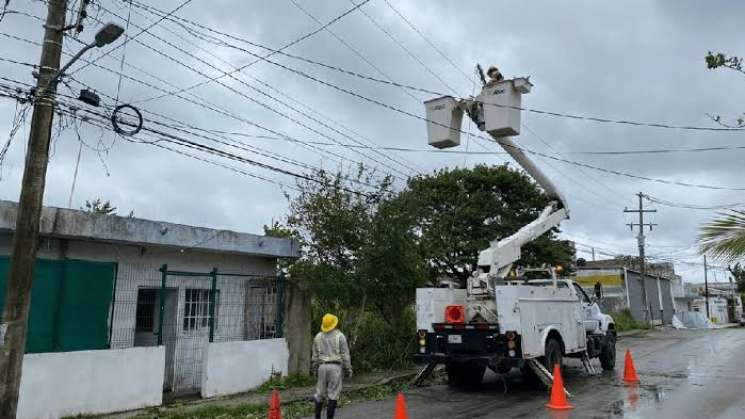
[0,1,68,416]
[704,255,710,320]
[624,192,658,322]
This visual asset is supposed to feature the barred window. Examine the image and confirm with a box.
[135,289,157,332]
[183,289,219,331]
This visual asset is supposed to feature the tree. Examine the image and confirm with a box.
[700,210,745,262]
[698,52,745,260]
[728,263,745,293]
[390,164,575,286]
[83,198,117,215]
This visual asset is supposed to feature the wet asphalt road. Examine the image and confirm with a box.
[325,328,745,419]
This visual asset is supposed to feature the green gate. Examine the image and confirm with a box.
[0,257,116,353]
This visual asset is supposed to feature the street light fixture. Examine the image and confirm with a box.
[49,23,125,88]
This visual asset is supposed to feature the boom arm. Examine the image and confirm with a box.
[476,135,570,278]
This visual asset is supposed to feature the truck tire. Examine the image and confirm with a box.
[600,332,616,371]
[521,338,563,389]
[543,338,563,373]
[446,362,485,387]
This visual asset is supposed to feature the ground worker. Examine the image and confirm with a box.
[594,280,603,300]
[312,313,352,419]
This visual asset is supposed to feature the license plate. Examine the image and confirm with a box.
[448,334,462,344]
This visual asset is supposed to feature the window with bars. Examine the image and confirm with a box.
[183,289,219,331]
[135,289,157,332]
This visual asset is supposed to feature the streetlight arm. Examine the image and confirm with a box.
[46,42,95,91]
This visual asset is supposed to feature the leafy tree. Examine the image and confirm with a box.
[698,53,745,259]
[84,198,117,215]
[728,263,745,293]
[390,164,575,286]
[700,210,745,262]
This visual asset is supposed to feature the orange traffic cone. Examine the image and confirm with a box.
[394,392,409,419]
[267,389,282,419]
[545,364,574,410]
[623,349,640,384]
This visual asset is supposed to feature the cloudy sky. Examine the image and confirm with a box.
[1,0,744,282]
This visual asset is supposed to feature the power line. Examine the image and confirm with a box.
[83,3,415,179]
[380,0,475,85]
[69,0,196,76]
[133,0,371,103]
[23,2,745,133]
[347,0,458,94]
[643,194,745,211]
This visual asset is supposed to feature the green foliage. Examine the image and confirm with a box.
[699,210,745,262]
[392,164,574,286]
[728,263,745,293]
[279,165,575,373]
[84,198,117,215]
[610,309,651,332]
[706,51,743,72]
[255,373,316,392]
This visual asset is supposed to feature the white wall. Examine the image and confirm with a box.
[17,347,165,419]
[201,338,289,398]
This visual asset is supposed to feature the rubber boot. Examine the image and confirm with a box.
[314,400,323,419]
[327,400,337,419]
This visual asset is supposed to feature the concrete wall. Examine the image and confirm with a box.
[201,338,289,398]
[17,346,165,419]
[285,281,312,376]
[625,271,674,324]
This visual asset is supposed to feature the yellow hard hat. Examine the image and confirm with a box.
[321,313,338,333]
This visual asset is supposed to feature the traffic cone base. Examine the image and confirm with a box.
[267,389,282,419]
[394,392,409,419]
[623,349,640,384]
[545,364,574,410]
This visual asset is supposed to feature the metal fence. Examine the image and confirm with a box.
[107,263,285,394]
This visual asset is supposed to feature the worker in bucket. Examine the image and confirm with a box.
[312,313,353,419]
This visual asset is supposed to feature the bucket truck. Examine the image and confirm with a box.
[413,70,616,388]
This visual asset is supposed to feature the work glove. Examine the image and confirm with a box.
[345,368,353,379]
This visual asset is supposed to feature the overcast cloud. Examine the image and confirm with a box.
[1,0,744,282]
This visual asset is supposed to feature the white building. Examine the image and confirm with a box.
[0,201,299,418]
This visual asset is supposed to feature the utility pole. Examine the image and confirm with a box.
[704,254,710,320]
[0,1,68,416]
[624,192,657,322]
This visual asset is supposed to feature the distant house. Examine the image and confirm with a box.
[575,257,678,325]
[0,200,299,418]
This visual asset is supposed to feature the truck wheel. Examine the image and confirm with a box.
[600,332,616,371]
[446,362,485,387]
[521,338,563,389]
[543,338,563,373]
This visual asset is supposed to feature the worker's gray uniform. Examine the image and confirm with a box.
[312,329,352,402]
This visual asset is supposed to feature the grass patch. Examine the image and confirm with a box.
[611,309,652,332]
[255,374,316,392]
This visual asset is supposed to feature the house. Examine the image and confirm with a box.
[575,257,677,324]
[0,200,300,418]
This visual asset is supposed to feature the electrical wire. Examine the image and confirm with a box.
[133,0,371,103]
[381,0,476,86]
[643,194,745,211]
[72,4,415,179]
[69,0,196,76]
[118,1,424,174]
[347,0,459,94]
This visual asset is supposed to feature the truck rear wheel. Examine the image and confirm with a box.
[543,338,563,373]
[446,362,485,387]
[521,338,563,388]
[600,332,616,371]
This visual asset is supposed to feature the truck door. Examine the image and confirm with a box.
[571,283,588,349]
